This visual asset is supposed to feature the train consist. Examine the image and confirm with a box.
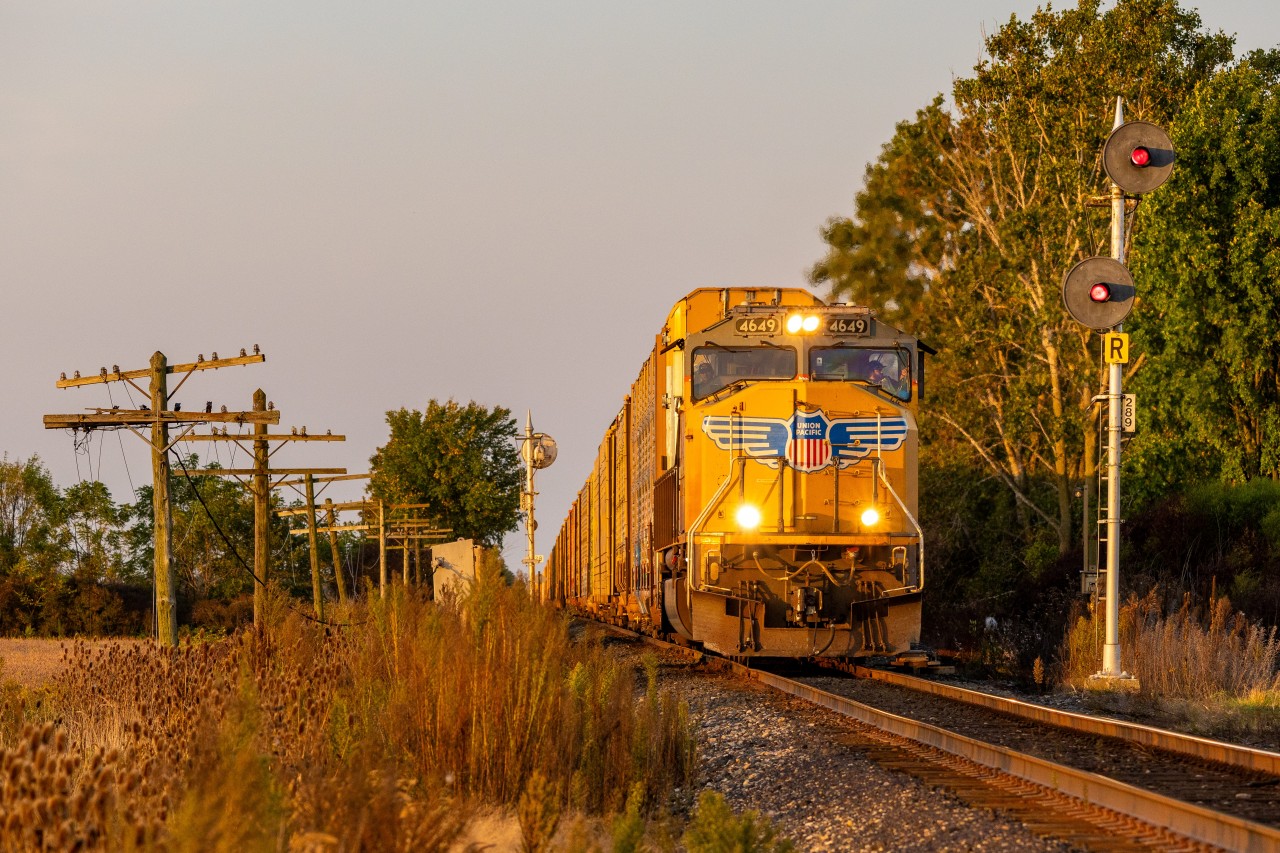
[546,287,930,659]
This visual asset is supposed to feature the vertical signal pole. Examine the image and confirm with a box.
[1065,98,1171,681]
[253,389,270,627]
[150,353,178,647]
[1103,98,1126,678]
[524,414,538,599]
[519,413,556,601]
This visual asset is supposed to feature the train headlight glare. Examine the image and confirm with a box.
[860,507,881,527]
[802,314,820,332]
[785,314,803,334]
[735,504,762,530]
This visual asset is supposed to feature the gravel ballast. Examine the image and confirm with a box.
[615,637,1075,852]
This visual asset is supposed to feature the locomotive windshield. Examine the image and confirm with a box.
[691,345,796,400]
[810,346,911,401]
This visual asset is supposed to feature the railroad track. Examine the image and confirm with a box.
[598,623,1280,851]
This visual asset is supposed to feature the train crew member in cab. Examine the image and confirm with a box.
[866,357,890,390]
[693,357,717,399]
[869,353,910,401]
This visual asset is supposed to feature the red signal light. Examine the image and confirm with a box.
[1130,146,1151,167]
[1089,283,1112,303]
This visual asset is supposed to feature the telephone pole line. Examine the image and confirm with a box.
[275,474,372,604]
[179,413,346,623]
[44,348,275,646]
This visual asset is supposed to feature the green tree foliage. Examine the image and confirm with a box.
[1129,51,1280,491]
[811,0,1233,552]
[0,455,65,575]
[0,456,146,635]
[369,400,522,547]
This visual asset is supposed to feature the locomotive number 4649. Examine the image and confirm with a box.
[734,316,780,334]
[828,316,872,335]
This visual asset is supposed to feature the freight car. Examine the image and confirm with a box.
[546,287,930,659]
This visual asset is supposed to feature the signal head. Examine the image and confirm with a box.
[1062,257,1135,329]
[1103,121,1174,194]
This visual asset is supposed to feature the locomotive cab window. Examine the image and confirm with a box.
[691,345,796,400]
[810,346,912,401]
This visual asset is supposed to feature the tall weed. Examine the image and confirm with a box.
[1061,587,1280,700]
[0,556,695,849]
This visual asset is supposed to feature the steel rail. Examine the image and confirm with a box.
[851,665,1280,778]
[733,662,1280,852]
[591,622,1280,851]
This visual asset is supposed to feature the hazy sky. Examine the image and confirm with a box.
[3,2,1276,568]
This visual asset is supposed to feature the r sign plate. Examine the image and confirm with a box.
[826,316,873,336]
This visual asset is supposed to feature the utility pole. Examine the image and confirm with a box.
[178,412,345,624]
[274,473,371,601]
[44,348,276,646]
[150,353,174,644]
[324,499,348,603]
[286,500,450,598]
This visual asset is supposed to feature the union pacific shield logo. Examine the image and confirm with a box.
[702,409,907,472]
[786,411,832,472]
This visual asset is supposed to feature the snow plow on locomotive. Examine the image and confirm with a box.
[546,287,929,660]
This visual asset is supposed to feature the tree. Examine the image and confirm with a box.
[369,401,522,547]
[1129,51,1280,491]
[63,480,132,583]
[811,0,1233,552]
[0,455,66,575]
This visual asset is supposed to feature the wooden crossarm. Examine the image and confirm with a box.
[275,501,372,517]
[44,410,281,428]
[181,468,347,477]
[274,473,370,487]
[56,353,266,388]
[179,433,345,442]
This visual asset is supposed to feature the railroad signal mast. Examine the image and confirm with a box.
[1062,98,1175,683]
[519,413,557,601]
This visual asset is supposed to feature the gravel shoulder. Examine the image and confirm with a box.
[606,636,1073,852]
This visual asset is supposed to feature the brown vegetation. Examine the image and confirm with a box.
[0,565,697,850]
[1060,588,1280,740]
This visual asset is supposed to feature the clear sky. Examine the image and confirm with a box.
[3,1,1276,569]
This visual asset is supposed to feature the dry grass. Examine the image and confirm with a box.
[0,562,697,851]
[0,639,142,690]
[1060,588,1280,740]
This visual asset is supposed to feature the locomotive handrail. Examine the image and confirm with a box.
[874,458,924,591]
[685,455,750,607]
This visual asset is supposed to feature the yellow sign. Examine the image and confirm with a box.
[1103,332,1130,365]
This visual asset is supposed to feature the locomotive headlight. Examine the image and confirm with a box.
[860,506,881,527]
[735,504,762,530]
[785,313,821,334]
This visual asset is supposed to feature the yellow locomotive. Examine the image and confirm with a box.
[546,287,929,659]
